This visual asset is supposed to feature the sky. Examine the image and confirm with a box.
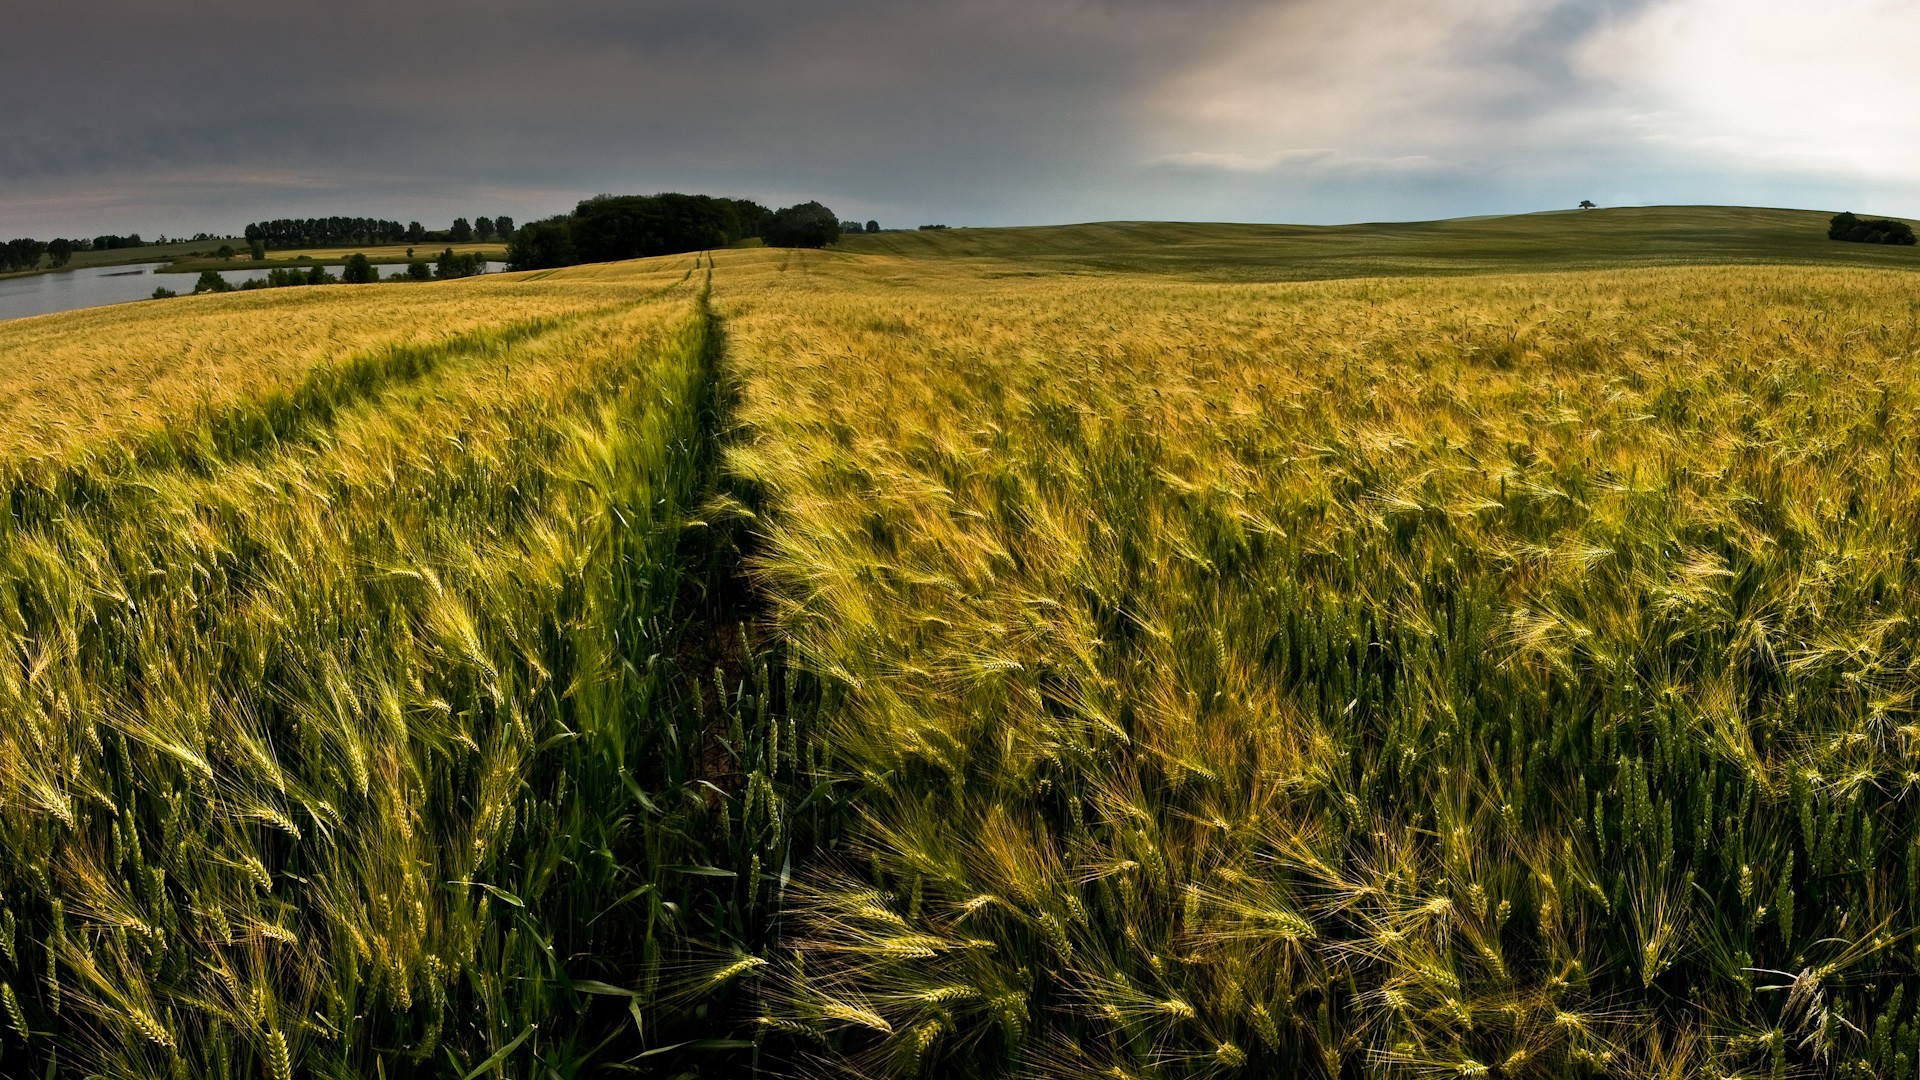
[5,0,1918,238]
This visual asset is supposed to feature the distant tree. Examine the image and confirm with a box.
[763,202,840,248]
[494,215,514,238]
[475,216,496,242]
[47,238,75,267]
[435,247,484,279]
[1578,200,1596,210]
[193,270,232,294]
[3,238,48,272]
[249,238,267,260]
[716,201,767,240]
[506,217,576,270]
[216,244,236,260]
[307,264,332,285]
[151,286,177,300]
[407,221,427,244]
[406,260,434,281]
[342,253,378,284]
[450,218,474,243]
[866,220,880,233]
[839,220,864,236]
[1829,211,1916,245]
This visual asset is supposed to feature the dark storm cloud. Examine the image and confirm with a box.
[2,0,1273,235]
[3,1,1916,237]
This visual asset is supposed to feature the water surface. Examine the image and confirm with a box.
[0,262,507,324]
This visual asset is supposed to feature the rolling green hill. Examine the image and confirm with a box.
[839,205,1920,280]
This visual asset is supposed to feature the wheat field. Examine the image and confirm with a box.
[3,215,1920,1078]
[0,256,826,1078]
[714,249,1920,1078]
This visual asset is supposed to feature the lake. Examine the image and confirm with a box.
[0,261,508,324]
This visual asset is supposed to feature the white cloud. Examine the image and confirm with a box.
[1146,0,1557,171]
[1574,0,1920,180]
[1139,0,1920,219]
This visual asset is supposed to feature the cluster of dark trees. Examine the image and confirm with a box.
[190,266,336,295]
[3,235,149,272]
[506,193,846,271]
[2,239,51,272]
[245,218,409,249]
[1829,212,1916,246]
[449,217,513,243]
[242,216,515,251]
[762,202,841,248]
[918,224,951,231]
[432,249,488,279]
[839,219,881,234]
[566,193,771,262]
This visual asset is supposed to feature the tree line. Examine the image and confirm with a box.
[242,216,516,251]
[14,193,861,278]
[506,194,850,271]
[1829,211,1916,246]
[2,235,150,273]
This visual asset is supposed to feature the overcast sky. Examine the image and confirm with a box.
[5,0,1917,237]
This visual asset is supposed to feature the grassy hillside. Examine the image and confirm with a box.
[840,205,1920,280]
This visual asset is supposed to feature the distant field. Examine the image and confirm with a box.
[841,204,1920,279]
[164,242,509,273]
[0,242,509,280]
[0,241,230,279]
[5,209,1920,1078]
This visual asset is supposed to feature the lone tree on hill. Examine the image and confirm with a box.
[866,220,880,233]
[1578,200,1596,210]
[1829,211,1916,246]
